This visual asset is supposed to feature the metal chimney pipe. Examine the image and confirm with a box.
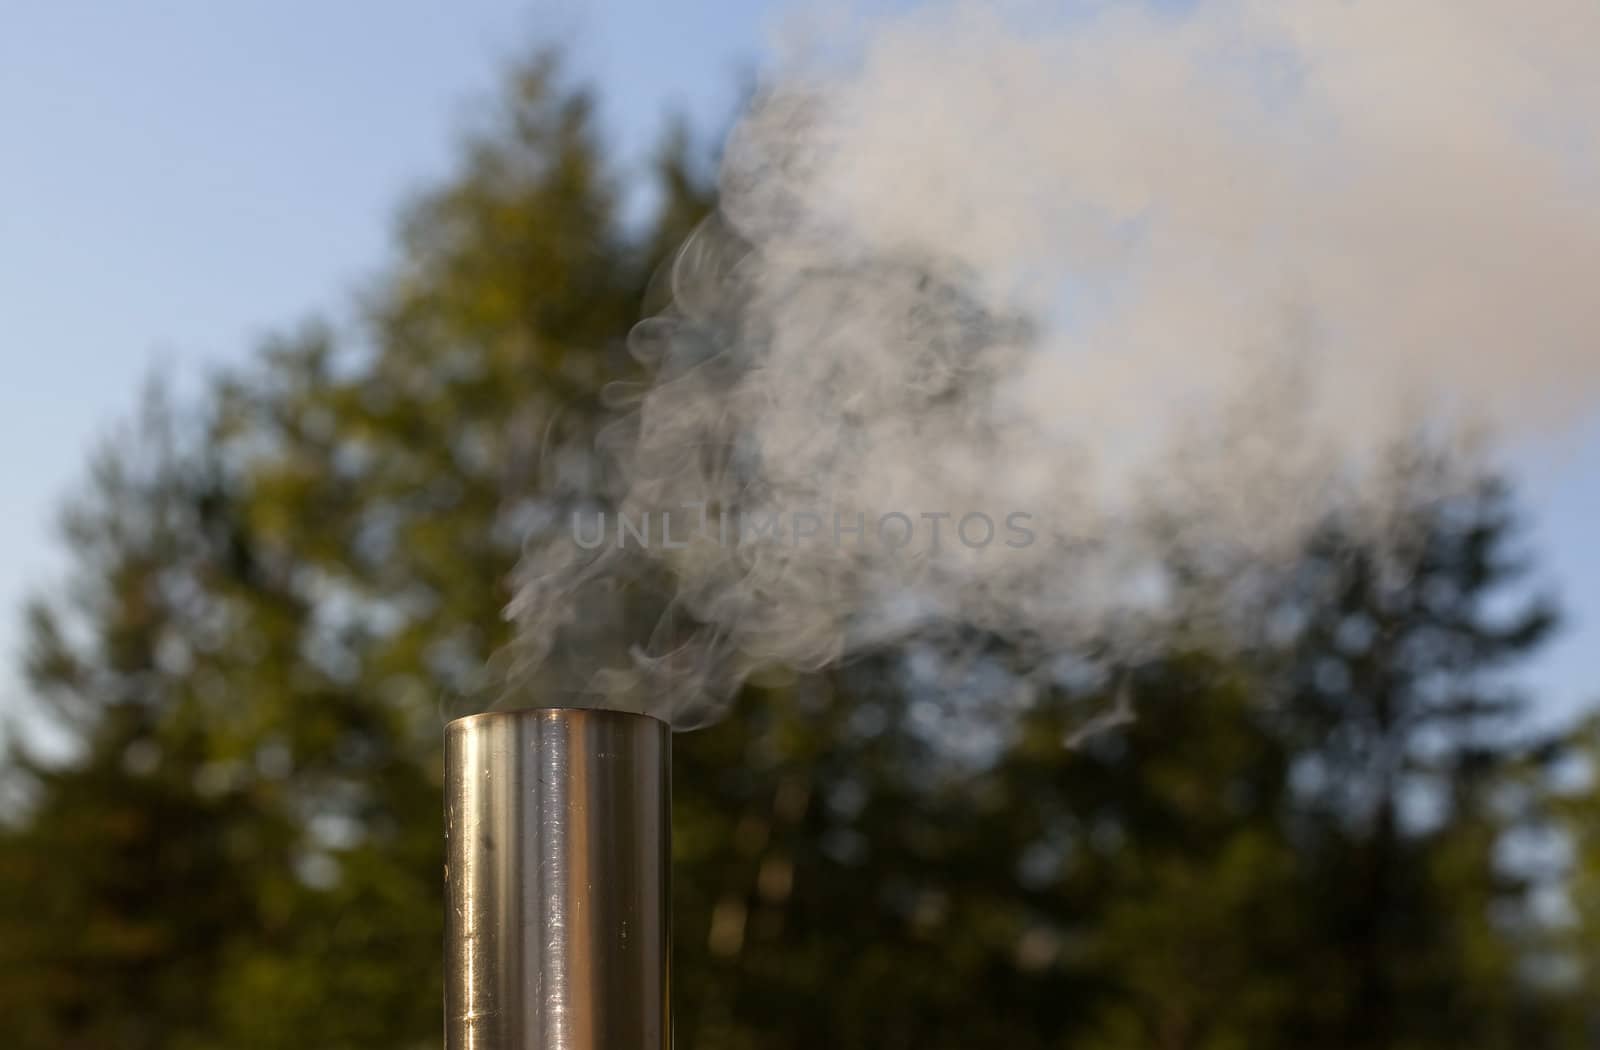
[445,708,672,1050]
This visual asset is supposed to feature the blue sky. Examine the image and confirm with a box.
[2,1,1594,741]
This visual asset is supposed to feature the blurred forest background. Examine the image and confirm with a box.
[4,48,1600,1050]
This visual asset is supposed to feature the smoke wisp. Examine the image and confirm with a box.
[508,0,1600,728]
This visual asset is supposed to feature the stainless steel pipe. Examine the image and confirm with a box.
[445,708,672,1050]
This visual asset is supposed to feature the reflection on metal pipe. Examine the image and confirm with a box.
[445,708,671,1050]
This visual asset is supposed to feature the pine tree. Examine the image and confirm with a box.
[1,42,1586,1050]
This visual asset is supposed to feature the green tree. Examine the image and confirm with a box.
[1275,463,1568,1050]
[1,51,700,1049]
[1,43,1588,1050]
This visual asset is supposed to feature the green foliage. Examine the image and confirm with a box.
[1,45,1592,1050]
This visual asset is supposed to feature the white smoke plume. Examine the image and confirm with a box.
[508,0,1600,728]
